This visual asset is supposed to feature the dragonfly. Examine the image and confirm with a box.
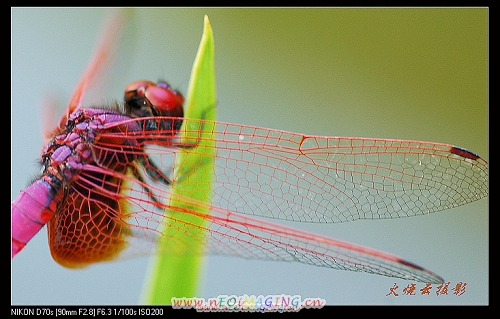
[11,11,488,285]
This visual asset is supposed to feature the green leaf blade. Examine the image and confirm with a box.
[141,15,216,305]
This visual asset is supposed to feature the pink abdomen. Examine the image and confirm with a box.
[11,178,62,257]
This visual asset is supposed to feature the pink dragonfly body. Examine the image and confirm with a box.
[11,12,488,283]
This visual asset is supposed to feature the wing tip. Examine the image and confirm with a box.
[449,146,481,160]
[398,258,445,284]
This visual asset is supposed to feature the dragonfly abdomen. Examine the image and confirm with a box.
[11,175,64,257]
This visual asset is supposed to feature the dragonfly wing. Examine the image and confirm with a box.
[93,115,489,227]
[208,121,488,223]
[85,116,487,281]
[58,9,130,130]
[112,186,445,283]
[47,171,130,268]
[204,205,445,283]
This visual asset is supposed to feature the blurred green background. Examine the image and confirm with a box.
[12,8,487,305]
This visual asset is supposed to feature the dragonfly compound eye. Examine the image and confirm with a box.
[144,82,184,119]
[124,80,184,119]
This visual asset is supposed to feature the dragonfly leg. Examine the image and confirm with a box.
[138,155,172,186]
[132,155,174,204]
[134,168,162,204]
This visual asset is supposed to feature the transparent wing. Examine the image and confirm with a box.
[59,116,488,281]
[208,121,488,223]
[57,9,129,130]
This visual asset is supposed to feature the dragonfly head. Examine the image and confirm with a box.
[123,80,184,119]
